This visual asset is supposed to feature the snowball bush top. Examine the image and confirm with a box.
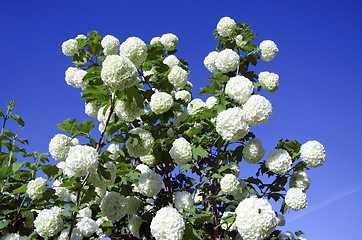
[225,76,253,105]
[217,17,236,37]
[173,191,194,212]
[265,149,292,175]
[215,49,239,73]
[220,173,241,195]
[216,107,249,141]
[187,98,206,115]
[204,51,219,73]
[168,66,189,90]
[150,207,185,240]
[242,138,265,164]
[100,191,128,222]
[64,145,99,177]
[126,128,154,158]
[300,140,326,168]
[34,206,63,238]
[101,35,120,55]
[65,67,87,89]
[163,55,180,68]
[26,177,47,200]
[150,91,174,114]
[285,188,308,211]
[169,137,192,165]
[258,71,279,93]
[115,99,144,122]
[61,39,78,56]
[259,40,279,62]
[289,172,311,192]
[160,33,178,51]
[49,134,72,161]
[119,37,148,67]
[136,170,162,197]
[175,90,192,103]
[242,95,272,126]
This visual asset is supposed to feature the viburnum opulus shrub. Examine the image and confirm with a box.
[0,17,326,240]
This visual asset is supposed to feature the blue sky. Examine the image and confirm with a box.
[1,0,362,239]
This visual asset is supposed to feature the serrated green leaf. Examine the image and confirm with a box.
[181,163,192,172]
[192,145,209,160]
[40,164,60,179]
[10,113,24,128]
[0,165,12,179]
[57,118,76,134]
[12,184,27,194]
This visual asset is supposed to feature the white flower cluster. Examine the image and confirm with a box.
[169,137,192,165]
[89,162,117,188]
[34,206,63,238]
[168,66,189,89]
[217,17,236,37]
[49,134,72,161]
[300,140,326,168]
[150,91,174,114]
[129,216,143,238]
[163,55,180,68]
[258,71,279,93]
[107,143,120,160]
[160,33,179,51]
[136,169,162,197]
[220,174,241,195]
[206,96,217,109]
[100,191,128,222]
[97,106,115,125]
[101,35,120,56]
[85,102,100,118]
[64,145,99,177]
[285,188,308,211]
[101,55,138,91]
[58,227,82,240]
[289,172,311,192]
[175,90,191,103]
[265,149,292,175]
[52,179,69,200]
[173,191,194,212]
[119,37,148,67]
[235,197,277,240]
[26,177,47,200]
[243,138,265,164]
[187,98,206,115]
[225,76,253,105]
[61,39,78,56]
[126,128,154,158]
[78,207,92,218]
[150,37,161,45]
[203,51,219,73]
[259,40,279,62]
[115,99,144,122]
[229,162,240,177]
[216,107,249,141]
[126,196,140,215]
[65,67,87,89]
[136,164,151,174]
[76,217,99,237]
[235,35,247,47]
[242,95,272,126]
[215,49,240,73]
[150,207,185,240]
[0,233,27,240]
[140,154,156,166]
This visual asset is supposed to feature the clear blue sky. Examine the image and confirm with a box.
[1,0,362,239]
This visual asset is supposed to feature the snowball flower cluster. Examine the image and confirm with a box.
[64,145,99,177]
[265,149,292,175]
[129,216,143,238]
[101,55,138,91]
[300,140,326,168]
[140,154,156,166]
[289,172,311,192]
[126,128,154,158]
[65,67,87,89]
[0,233,27,240]
[58,227,82,240]
[101,35,120,55]
[175,90,191,103]
[160,33,179,51]
[215,49,239,73]
[150,37,161,45]
[49,134,72,161]
[225,76,253,105]
[163,55,180,68]
[150,91,174,114]
[150,207,185,240]
[61,39,78,56]
[220,174,241,195]
[169,137,192,165]
[187,98,206,115]
[97,105,115,125]
[235,197,277,240]
[206,96,217,109]
[76,217,99,237]
[34,206,63,238]
[136,170,162,197]
[52,179,69,200]
[173,191,194,212]
[217,17,236,37]
[107,143,120,160]
[259,40,279,62]
[78,207,92,218]
[136,164,151,174]
[258,71,279,93]
[115,99,144,122]
[235,35,247,47]
[126,196,140,215]
[285,188,308,211]
[168,66,189,89]
[100,191,128,222]
[85,102,100,118]
[243,138,265,164]
[242,95,272,126]
[216,107,249,141]
[119,37,148,67]
[203,51,219,73]
[26,177,47,200]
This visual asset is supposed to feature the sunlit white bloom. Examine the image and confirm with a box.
[259,40,279,62]
[285,188,308,211]
[289,172,311,192]
[58,227,82,240]
[34,207,63,238]
[98,122,105,133]
[126,128,154,158]
[163,55,180,68]
[101,35,120,56]
[140,154,156,166]
[204,51,219,73]
[64,145,99,177]
[100,192,128,222]
[168,66,189,89]
[62,39,78,56]
[242,95,272,126]
[175,90,191,103]
[265,149,292,175]
[300,140,326,168]
[0,233,28,240]
[107,143,120,160]
[216,107,249,141]
[225,76,253,105]
[52,179,69,200]
[215,49,239,73]
[150,37,161,45]
[160,33,178,51]
[120,37,148,67]
[137,170,162,197]
[76,217,99,237]
[221,211,237,231]
[193,190,203,204]
[217,17,236,37]
[206,96,217,109]
[49,134,72,161]
[78,207,92,219]
[169,137,192,165]
[243,138,265,164]
[85,102,100,118]
[97,105,115,125]
[258,71,279,93]
[26,177,47,200]
[187,98,206,115]
[173,191,194,212]
[75,34,87,40]
[150,207,185,240]
[136,164,151,174]
[65,67,87,89]
[129,216,143,238]
[235,35,247,47]
[115,99,144,122]
[220,174,241,195]
[150,91,174,114]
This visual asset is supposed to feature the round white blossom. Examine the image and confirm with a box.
[150,91,174,114]
[101,35,120,56]
[129,216,143,238]
[150,207,185,240]
[193,190,203,204]
[115,99,144,122]
[34,207,63,238]
[173,191,194,212]
[62,39,78,56]
[136,164,151,174]
[217,17,236,37]
[137,170,162,197]
[26,177,47,200]
[235,35,247,47]
[175,90,191,103]
[49,134,72,161]
[70,138,79,146]
[220,174,242,195]
[89,162,117,188]
[206,96,217,109]
[300,140,326,168]
[65,67,87,89]
[101,55,138,91]
[285,188,308,211]
[259,40,279,62]
[289,172,311,192]
[126,196,140,215]
[98,122,106,134]
[75,34,87,40]
[126,128,154,158]
[258,71,279,93]
[85,102,100,118]
[160,33,178,51]
[78,207,92,219]
[235,197,277,240]
[119,37,148,67]
[0,233,27,240]
[265,149,292,175]
[58,227,82,240]
[100,192,128,222]
[76,217,99,237]
[150,37,161,45]
[173,110,188,126]
[169,137,192,165]
[221,211,237,231]
[276,213,286,226]
[229,162,240,177]
[204,51,219,73]
[52,179,69,200]
[97,105,115,125]
[163,55,180,68]
[187,98,206,115]
[215,49,239,73]
[140,154,156,166]
[242,95,272,126]
[216,107,249,141]
[107,143,120,160]
[243,139,265,164]
[168,66,189,89]
[64,145,99,177]
[225,76,253,105]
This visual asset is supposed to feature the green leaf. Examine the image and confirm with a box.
[12,184,27,194]
[192,145,209,160]
[295,230,304,237]
[181,163,192,172]
[187,126,203,138]
[74,120,94,136]
[293,162,309,172]
[41,164,60,179]
[183,223,202,240]
[10,113,24,128]
[3,130,15,138]
[12,162,23,173]
[124,86,144,108]
[57,118,76,134]
[0,220,10,229]
[0,108,3,117]
[0,165,12,179]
